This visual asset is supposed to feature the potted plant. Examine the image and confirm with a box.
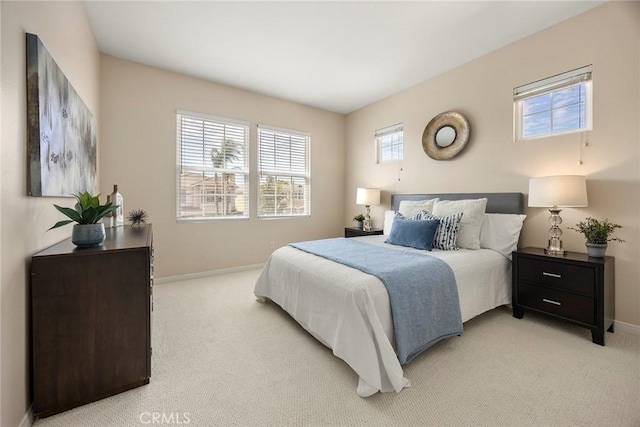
[49,191,119,247]
[353,213,365,229]
[568,217,624,258]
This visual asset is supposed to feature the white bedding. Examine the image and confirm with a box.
[253,235,512,397]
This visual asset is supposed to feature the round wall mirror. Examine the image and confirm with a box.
[435,126,456,147]
[422,111,470,160]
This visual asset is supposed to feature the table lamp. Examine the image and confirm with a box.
[528,175,588,255]
[356,188,380,232]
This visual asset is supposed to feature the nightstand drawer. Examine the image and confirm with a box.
[519,283,595,325]
[518,258,595,295]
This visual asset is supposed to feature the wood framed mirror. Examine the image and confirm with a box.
[422,111,470,160]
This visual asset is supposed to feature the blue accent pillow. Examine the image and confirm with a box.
[384,217,440,251]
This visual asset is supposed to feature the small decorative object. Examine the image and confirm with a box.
[528,175,588,256]
[110,184,124,227]
[127,209,149,227]
[568,217,624,258]
[48,191,118,247]
[356,188,381,231]
[422,111,470,160]
[353,214,365,229]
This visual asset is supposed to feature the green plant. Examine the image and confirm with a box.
[48,191,118,230]
[568,217,625,244]
[353,214,365,222]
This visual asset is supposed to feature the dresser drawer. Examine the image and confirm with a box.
[518,258,595,295]
[518,283,595,325]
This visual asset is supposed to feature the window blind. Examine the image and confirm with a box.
[257,125,310,217]
[176,111,249,220]
[514,65,592,100]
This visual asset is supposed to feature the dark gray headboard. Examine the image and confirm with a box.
[391,193,524,214]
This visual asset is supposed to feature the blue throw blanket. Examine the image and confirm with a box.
[290,238,463,364]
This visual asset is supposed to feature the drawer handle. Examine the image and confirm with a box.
[542,272,561,278]
[542,298,561,306]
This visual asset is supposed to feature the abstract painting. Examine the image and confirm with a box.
[26,33,97,197]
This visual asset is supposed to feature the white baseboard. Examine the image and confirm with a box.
[155,263,264,284]
[614,320,640,336]
[19,406,33,427]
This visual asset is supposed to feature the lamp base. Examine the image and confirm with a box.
[544,238,566,256]
[363,205,372,231]
[544,209,566,256]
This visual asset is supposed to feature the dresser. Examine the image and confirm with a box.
[31,225,153,418]
[512,247,614,345]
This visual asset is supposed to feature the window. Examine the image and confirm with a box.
[176,111,249,221]
[514,65,592,141]
[257,125,310,217]
[376,123,403,163]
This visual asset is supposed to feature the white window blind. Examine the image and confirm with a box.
[514,65,592,141]
[376,123,403,163]
[257,125,310,217]
[176,111,249,221]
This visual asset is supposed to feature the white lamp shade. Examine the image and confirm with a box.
[528,175,588,208]
[356,188,380,206]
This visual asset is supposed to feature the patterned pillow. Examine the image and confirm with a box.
[432,198,487,250]
[415,210,463,250]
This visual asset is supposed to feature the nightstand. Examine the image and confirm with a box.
[512,247,614,345]
[344,227,383,238]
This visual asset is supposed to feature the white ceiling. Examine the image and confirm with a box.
[83,1,603,114]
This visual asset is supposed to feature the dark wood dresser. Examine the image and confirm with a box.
[512,247,614,345]
[31,224,153,418]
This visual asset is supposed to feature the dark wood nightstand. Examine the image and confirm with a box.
[344,227,383,238]
[512,247,614,345]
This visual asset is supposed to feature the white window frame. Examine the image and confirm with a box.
[257,125,310,218]
[376,123,404,163]
[514,65,593,141]
[176,110,250,222]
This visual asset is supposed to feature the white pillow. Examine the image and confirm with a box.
[398,198,438,218]
[383,210,396,235]
[480,213,527,259]
[432,198,488,250]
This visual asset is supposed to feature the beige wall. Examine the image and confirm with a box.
[346,2,640,326]
[99,56,345,278]
[0,2,101,426]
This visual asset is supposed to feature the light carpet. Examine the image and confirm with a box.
[35,268,640,426]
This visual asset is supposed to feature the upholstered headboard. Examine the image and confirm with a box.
[390,193,524,214]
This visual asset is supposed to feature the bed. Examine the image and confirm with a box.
[254,193,524,397]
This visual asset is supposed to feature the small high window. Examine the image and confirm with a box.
[376,123,403,163]
[514,65,592,141]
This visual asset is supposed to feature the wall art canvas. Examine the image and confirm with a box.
[26,33,97,197]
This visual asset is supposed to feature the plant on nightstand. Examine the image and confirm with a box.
[568,217,625,258]
[353,213,365,229]
[49,191,119,247]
